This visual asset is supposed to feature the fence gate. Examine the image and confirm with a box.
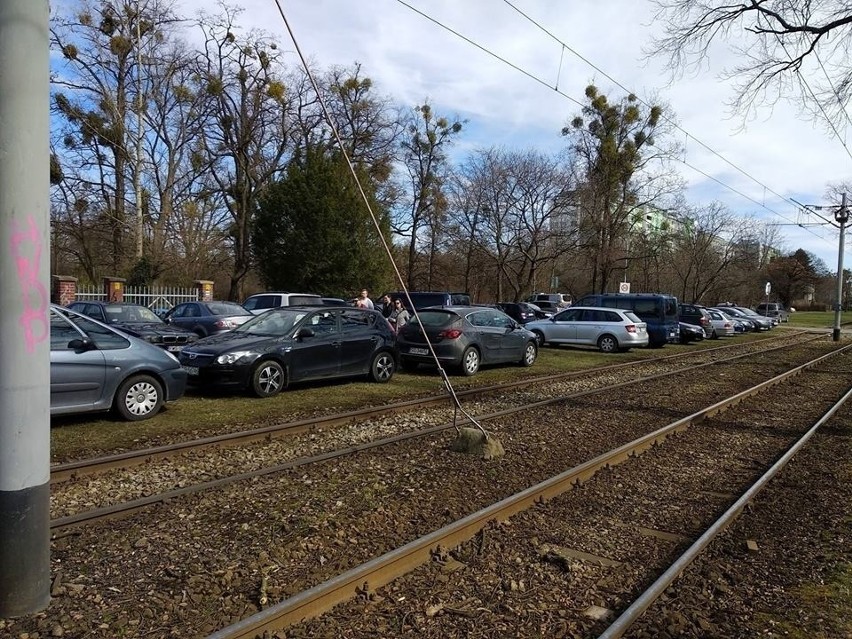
[75,284,199,311]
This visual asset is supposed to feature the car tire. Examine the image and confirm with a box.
[250,360,286,397]
[114,374,164,421]
[710,329,719,339]
[519,341,537,367]
[459,347,480,376]
[369,351,395,383]
[597,335,618,353]
[531,330,546,347]
[193,327,207,338]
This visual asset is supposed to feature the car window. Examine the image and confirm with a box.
[50,312,85,350]
[467,311,491,327]
[340,309,374,332]
[67,315,131,350]
[290,295,322,306]
[308,310,338,334]
[600,310,621,322]
[554,308,581,321]
[624,311,642,323]
[243,295,277,311]
[414,311,455,327]
[632,299,659,319]
[182,304,201,318]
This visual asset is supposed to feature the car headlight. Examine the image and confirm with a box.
[216,351,257,365]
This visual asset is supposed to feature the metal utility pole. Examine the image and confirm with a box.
[134,2,144,259]
[0,0,51,617]
[832,193,848,342]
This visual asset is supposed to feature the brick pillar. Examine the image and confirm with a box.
[103,277,126,302]
[51,275,77,306]
[194,280,214,302]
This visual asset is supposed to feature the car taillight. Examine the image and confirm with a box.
[215,319,236,329]
[438,328,463,339]
[724,322,731,328]
[700,318,710,326]
[625,324,636,333]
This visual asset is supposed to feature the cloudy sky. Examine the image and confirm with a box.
[178,0,851,269]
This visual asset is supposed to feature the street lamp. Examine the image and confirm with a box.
[832,193,848,342]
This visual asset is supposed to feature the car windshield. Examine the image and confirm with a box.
[207,301,252,316]
[410,310,455,328]
[234,309,311,336]
[104,305,161,324]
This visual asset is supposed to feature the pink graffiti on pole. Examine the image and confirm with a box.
[11,216,48,352]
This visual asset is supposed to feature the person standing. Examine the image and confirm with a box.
[379,294,393,318]
[389,298,410,330]
[358,289,374,309]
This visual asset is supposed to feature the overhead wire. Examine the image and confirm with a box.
[394,0,836,244]
[501,0,840,242]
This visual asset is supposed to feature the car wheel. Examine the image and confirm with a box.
[114,374,164,421]
[519,341,537,367]
[369,351,395,383]
[597,334,618,353]
[710,329,719,340]
[250,360,286,397]
[193,327,207,338]
[459,347,480,376]
[532,330,546,347]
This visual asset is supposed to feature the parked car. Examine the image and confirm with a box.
[396,306,538,376]
[679,321,706,344]
[242,292,323,314]
[527,303,552,319]
[755,302,790,323]
[711,306,759,332]
[679,303,717,339]
[321,297,348,306]
[495,302,543,324]
[731,306,774,331]
[178,306,397,397]
[66,301,198,352]
[163,301,254,337]
[706,309,737,337]
[50,305,187,420]
[532,300,562,315]
[524,306,649,353]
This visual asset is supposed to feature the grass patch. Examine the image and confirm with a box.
[787,310,851,329]
[49,331,777,460]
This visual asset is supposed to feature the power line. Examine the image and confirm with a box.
[393,0,834,245]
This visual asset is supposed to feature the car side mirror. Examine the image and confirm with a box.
[297,327,315,339]
[68,338,93,352]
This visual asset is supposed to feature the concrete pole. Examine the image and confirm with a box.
[0,0,51,617]
[832,193,848,342]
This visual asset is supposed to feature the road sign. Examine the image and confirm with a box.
[619,282,631,294]
[765,282,771,296]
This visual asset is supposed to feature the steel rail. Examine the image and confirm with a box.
[597,373,852,638]
[50,333,817,483]
[50,335,828,532]
[203,343,852,639]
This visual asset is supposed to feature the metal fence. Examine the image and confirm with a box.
[75,284,199,312]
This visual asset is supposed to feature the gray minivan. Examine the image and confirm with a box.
[243,292,323,314]
[754,302,789,323]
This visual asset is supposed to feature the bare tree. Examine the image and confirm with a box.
[647,1,852,123]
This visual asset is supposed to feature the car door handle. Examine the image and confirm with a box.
[331,341,342,347]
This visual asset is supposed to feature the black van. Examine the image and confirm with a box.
[384,291,471,311]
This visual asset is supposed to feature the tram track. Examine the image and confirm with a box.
[50,331,818,484]
[5,334,843,639]
[50,334,827,528]
[208,344,852,639]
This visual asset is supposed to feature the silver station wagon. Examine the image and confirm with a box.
[524,306,649,353]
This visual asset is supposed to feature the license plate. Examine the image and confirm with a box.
[167,345,183,352]
[409,347,429,355]
[182,365,199,376]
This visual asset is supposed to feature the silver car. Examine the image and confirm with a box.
[525,306,649,353]
[706,309,736,337]
[50,306,188,421]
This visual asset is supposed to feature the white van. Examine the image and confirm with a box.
[242,292,323,314]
